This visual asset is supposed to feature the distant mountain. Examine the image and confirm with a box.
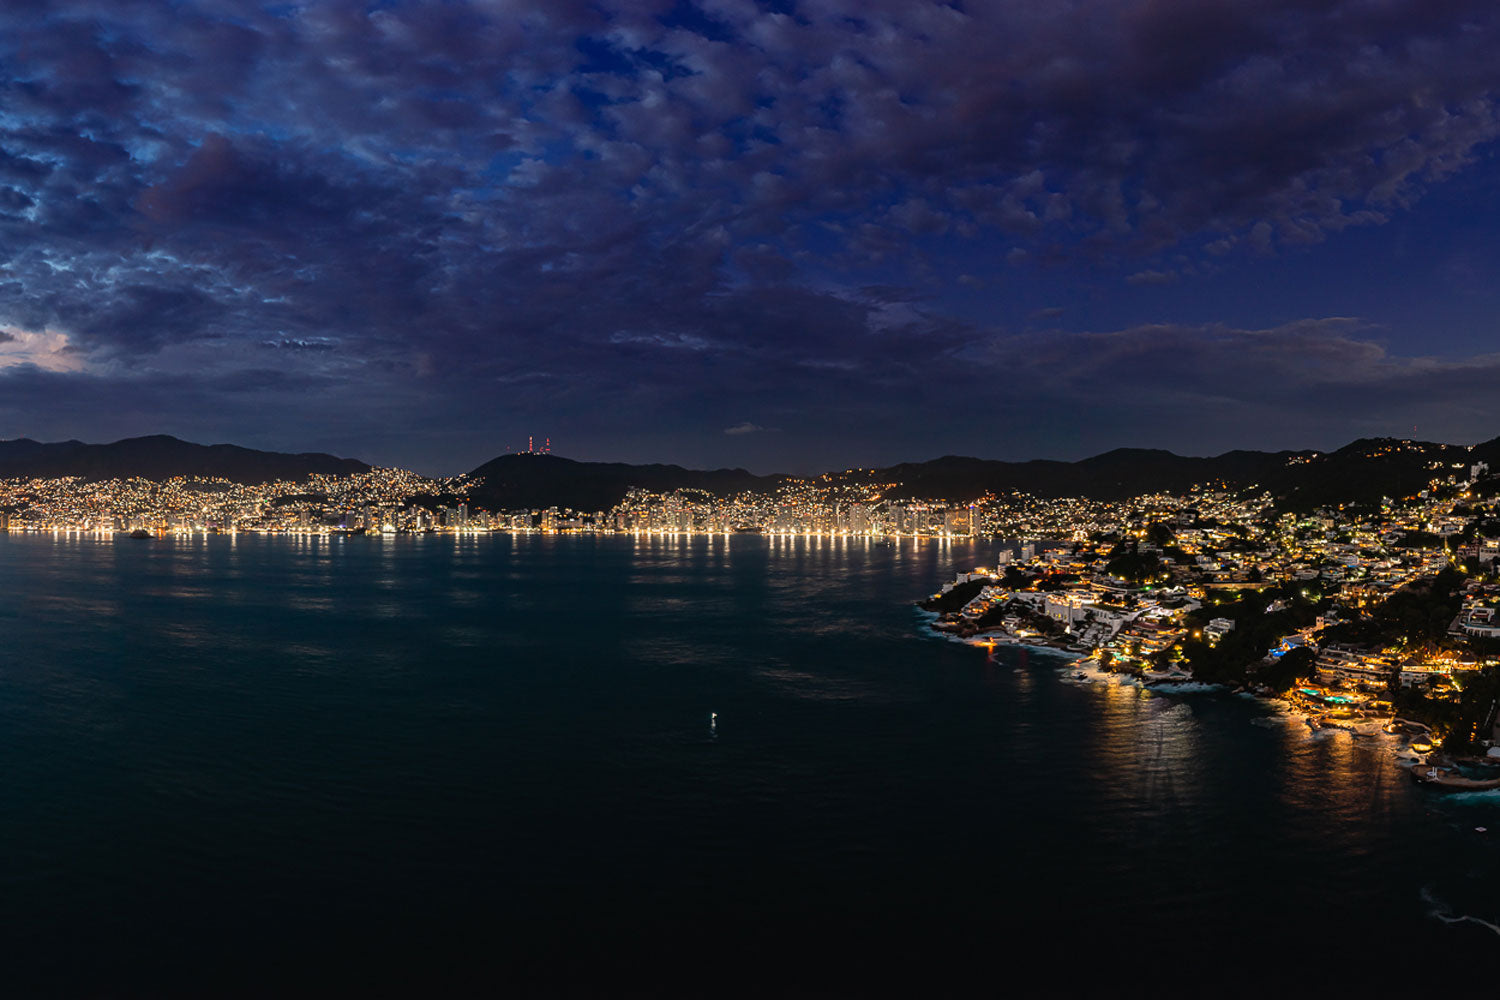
[1262,437,1473,511]
[884,437,1498,508]
[879,447,1304,503]
[0,435,369,483]
[7,429,1497,507]
[466,453,783,511]
[468,434,1500,511]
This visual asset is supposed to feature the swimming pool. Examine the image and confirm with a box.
[1297,688,1352,704]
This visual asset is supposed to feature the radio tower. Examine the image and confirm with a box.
[544,437,551,454]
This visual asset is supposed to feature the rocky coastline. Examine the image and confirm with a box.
[917,572,1500,790]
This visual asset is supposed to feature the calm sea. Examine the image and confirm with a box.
[0,531,1495,995]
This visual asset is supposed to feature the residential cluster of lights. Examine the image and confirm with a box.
[918,465,1500,725]
[0,468,471,534]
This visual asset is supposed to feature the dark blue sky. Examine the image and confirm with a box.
[2,0,1499,474]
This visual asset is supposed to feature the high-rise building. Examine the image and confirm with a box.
[848,504,871,534]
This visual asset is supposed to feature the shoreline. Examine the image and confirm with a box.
[918,612,1088,660]
[915,597,1456,777]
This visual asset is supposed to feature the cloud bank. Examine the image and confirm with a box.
[0,1,1497,469]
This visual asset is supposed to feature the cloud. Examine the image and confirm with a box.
[608,330,714,352]
[262,338,339,351]
[960,318,1500,455]
[0,1,1496,469]
[724,422,770,435]
[1126,270,1179,286]
[0,327,88,372]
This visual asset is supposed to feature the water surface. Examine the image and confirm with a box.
[0,532,1494,994]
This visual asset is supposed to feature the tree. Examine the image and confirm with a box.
[920,578,990,613]
[1106,548,1161,584]
[1145,521,1176,547]
[1258,646,1317,693]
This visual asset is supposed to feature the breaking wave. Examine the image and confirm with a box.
[1441,789,1500,805]
[1422,887,1500,939]
[1143,681,1225,695]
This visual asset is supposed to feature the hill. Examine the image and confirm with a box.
[878,438,1495,509]
[878,447,1303,502]
[1259,437,1477,510]
[0,435,369,483]
[468,434,1500,511]
[466,453,783,511]
[6,429,1496,507]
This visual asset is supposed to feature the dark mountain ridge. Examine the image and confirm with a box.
[4,431,1496,508]
[468,434,1500,511]
[0,435,369,484]
[880,446,1305,502]
[465,453,784,512]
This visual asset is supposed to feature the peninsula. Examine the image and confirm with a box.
[914,473,1500,767]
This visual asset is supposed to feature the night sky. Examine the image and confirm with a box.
[3,1,1500,474]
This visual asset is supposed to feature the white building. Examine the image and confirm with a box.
[1203,618,1235,645]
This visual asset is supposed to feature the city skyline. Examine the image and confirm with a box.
[3,2,1500,474]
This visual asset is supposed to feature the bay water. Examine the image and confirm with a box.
[0,532,1495,995]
